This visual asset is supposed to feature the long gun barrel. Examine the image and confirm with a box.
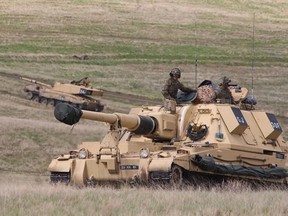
[54,103,156,135]
[20,77,51,88]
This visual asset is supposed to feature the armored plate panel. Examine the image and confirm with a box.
[218,106,248,135]
[252,112,282,140]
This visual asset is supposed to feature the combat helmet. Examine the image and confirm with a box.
[170,68,181,78]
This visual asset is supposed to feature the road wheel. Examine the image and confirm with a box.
[47,99,55,107]
[170,165,183,188]
[40,97,48,105]
[32,95,40,103]
[26,92,33,100]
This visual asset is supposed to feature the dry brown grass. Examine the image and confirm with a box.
[0,175,288,216]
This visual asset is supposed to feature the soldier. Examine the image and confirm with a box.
[71,77,89,87]
[215,76,235,104]
[161,68,196,103]
[81,77,90,87]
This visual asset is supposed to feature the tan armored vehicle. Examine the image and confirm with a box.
[48,80,288,187]
[21,77,105,112]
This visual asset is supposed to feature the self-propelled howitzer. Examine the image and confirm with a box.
[20,77,105,112]
[49,98,288,187]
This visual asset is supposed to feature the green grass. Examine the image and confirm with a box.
[16,131,47,143]
[0,0,287,66]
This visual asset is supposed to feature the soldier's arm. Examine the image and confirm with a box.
[161,80,174,100]
[178,82,196,93]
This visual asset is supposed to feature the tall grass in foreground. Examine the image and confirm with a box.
[1,180,288,216]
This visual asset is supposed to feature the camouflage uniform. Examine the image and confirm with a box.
[215,76,234,104]
[161,77,195,101]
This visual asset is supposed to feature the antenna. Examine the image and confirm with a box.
[251,13,255,97]
[194,14,198,89]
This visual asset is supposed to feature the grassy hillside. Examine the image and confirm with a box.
[0,0,287,106]
[1,178,288,216]
[0,0,287,214]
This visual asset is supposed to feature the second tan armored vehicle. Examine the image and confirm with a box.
[48,81,288,187]
[21,77,105,112]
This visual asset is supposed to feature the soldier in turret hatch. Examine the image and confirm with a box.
[215,76,235,104]
[161,68,196,103]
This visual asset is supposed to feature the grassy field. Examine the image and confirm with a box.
[1,177,288,216]
[0,0,288,215]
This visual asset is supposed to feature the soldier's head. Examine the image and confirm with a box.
[170,68,181,79]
